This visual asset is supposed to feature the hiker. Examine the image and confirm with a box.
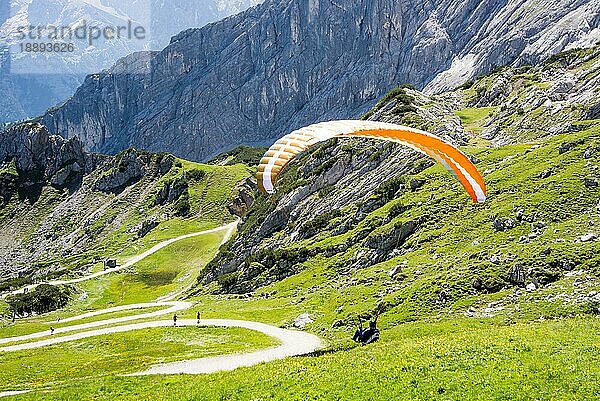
[173,313,178,326]
[50,326,55,335]
[196,311,201,325]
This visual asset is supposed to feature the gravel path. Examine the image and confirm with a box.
[0,319,324,375]
[0,217,323,396]
[0,301,191,346]
[4,220,239,298]
[131,319,324,375]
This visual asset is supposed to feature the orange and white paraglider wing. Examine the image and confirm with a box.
[257,120,486,203]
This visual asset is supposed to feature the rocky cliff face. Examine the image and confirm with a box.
[0,122,102,193]
[40,0,600,161]
[198,45,600,295]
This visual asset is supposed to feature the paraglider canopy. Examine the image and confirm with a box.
[257,120,487,203]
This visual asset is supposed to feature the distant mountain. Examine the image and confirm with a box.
[0,0,262,123]
[40,0,600,162]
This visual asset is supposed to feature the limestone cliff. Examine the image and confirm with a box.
[41,0,600,161]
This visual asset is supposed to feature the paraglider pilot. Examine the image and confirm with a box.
[352,314,380,345]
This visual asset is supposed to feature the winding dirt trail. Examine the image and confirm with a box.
[0,217,324,398]
[131,319,324,375]
[0,319,324,371]
[4,220,239,298]
[0,301,191,346]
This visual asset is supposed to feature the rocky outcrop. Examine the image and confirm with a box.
[227,178,257,217]
[40,0,600,161]
[198,45,600,294]
[93,151,145,193]
[0,122,101,191]
[0,125,190,280]
[154,176,188,206]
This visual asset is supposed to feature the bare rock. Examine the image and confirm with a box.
[93,150,146,193]
[493,218,517,231]
[293,313,313,329]
[559,142,575,154]
[228,177,257,217]
[580,233,597,242]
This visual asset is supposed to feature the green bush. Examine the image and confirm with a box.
[217,272,239,289]
[185,169,206,182]
[375,176,406,201]
[7,284,71,317]
[0,276,33,293]
[173,192,191,217]
[299,209,343,237]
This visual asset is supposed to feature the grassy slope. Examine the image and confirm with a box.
[201,124,599,329]
[78,231,226,309]
[1,230,227,338]
[8,318,600,400]
[3,51,600,399]
[1,326,278,393]
[13,122,598,400]
[0,157,249,280]
[60,159,249,268]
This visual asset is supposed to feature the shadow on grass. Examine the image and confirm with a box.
[300,341,361,358]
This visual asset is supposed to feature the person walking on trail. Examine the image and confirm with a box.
[50,326,55,335]
[173,314,178,327]
[196,311,201,325]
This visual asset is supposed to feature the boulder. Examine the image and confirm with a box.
[493,218,516,231]
[510,264,525,286]
[409,178,426,191]
[584,147,597,159]
[437,289,450,304]
[293,313,314,329]
[135,219,160,238]
[558,142,575,154]
[580,233,597,242]
[548,78,576,100]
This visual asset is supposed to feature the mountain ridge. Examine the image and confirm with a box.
[39,0,600,162]
[0,122,250,282]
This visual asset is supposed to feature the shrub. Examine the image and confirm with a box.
[299,210,343,237]
[173,192,191,217]
[217,272,239,289]
[8,284,71,317]
[185,169,206,181]
[375,176,406,201]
